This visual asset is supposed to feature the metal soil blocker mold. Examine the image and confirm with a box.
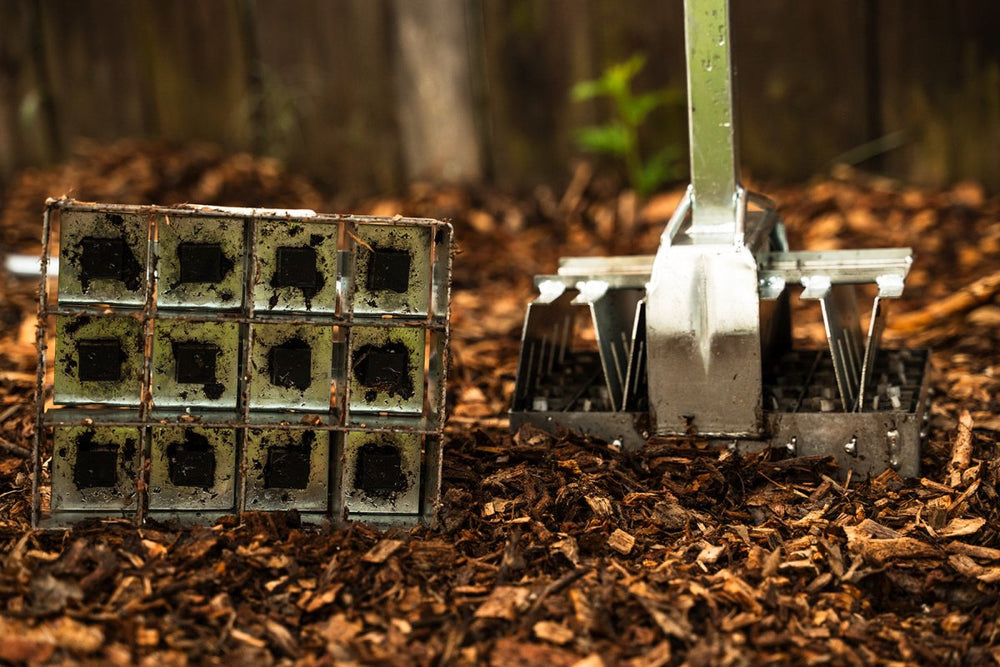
[511,0,930,479]
[33,200,453,528]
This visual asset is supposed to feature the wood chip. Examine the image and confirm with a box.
[533,620,574,645]
[585,495,614,517]
[320,614,363,650]
[361,539,405,564]
[608,529,636,555]
[551,535,580,565]
[939,517,986,538]
[948,411,975,487]
[627,640,672,667]
[229,628,266,649]
[136,628,159,647]
[850,536,942,564]
[265,619,299,658]
[299,583,343,613]
[946,541,1000,561]
[475,586,530,620]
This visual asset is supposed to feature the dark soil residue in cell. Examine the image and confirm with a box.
[354,441,407,499]
[75,216,144,293]
[166,430,216,490]
[268,337,312,391]
[264,431,315,490]
[352,341,414,403]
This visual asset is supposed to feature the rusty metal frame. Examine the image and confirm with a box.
[34,198,453,528]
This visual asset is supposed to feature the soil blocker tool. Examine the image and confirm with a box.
[511,0,930,478]
[32,202,453,528]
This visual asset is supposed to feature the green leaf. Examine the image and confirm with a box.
[608,54,646,86]
[574,124,630,156]
[621,91,664,126]
[635,146,683,195]
[604,54,646,101]
[571,78,611,102]
[573,54,647,103]
[570,54,686,196]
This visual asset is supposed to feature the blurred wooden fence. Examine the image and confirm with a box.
[1,0,998,196]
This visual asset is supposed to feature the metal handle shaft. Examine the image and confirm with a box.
[684,0,740,240]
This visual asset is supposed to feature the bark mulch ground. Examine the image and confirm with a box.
[0,142,997,665]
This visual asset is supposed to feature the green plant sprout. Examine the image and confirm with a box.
[572,55,685,196]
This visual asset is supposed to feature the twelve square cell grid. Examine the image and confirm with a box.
[39,202,451,527]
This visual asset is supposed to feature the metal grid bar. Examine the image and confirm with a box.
[136,212,156,523]
[31,205,54,527]
[857,296,888,412]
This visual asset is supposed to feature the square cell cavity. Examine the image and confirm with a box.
[253,220,339,313]
[152,320,240,408]
[54,315,145,406]
[245,429,330,511]
[249,323,334,411]
[157,216,244,309]
[58,209,149,305]
[351,223,432,316]
[342,431,421,515]
[348,326,425,414]
[148,426,236,511]
[50,425,141,511]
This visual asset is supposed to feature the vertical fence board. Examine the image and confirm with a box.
[392,0,483,182]
[879,0,1000,188]
[733,0,872,180]
[39,0,148,150]
[0,1,33,182]
[479,0,591,188]
[253,0,399,194]
[132,0,249,148]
